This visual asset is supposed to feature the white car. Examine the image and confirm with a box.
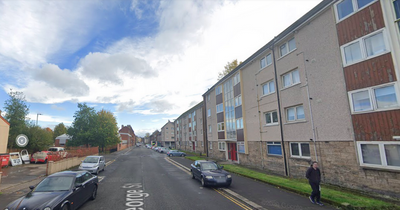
[79,156,106,175]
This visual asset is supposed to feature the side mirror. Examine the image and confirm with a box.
[74,184,82,190]
[29,186,35,190]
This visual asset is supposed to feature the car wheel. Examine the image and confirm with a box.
[61,204,70,210]
[201,177,207,187]
[192,172,195,179]
[95,168,99,175]
[90,185,97,200]
[181,154,185,157]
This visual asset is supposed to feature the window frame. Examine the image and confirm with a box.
[218,142,226,151]
[210,141,213,150]
[236,118,243,129]
[207,109,211,117]
[216,85,222,95]
[217,122,225,132]
[265,110,279,126]
[237,142,245,154]
[334,0,378,22]
[340,29,390,67]
[262,80,275,96]
[208,125,212,133]
[235,95,242,107]
[348,82,400,114]
[357,141,400,170]
[290,142,311,159]
[281,69,300,89]
[395,0,400,32]
[267,142,282,156]
[285,105,305,122]
[233,73,240,86]
[216,103,223,113]
[260,57,267,69]
[279,37,296,58]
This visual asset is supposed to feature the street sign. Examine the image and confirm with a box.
[15,134,29,147]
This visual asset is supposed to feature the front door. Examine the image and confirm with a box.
[227,143,237,161]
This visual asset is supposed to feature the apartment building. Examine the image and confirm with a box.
[175,102,205,154]
[161,120,175,148]
[200,0,400,197]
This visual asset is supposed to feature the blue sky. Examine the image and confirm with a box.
[0,0,321,136]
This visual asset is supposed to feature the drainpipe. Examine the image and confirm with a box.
[203,95,209,157]
[271,39,289,176]
[255,76,265,169]
[297,52,318,162]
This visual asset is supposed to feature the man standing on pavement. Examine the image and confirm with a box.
[306,161,323,206]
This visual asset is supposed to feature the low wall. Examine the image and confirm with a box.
[46,153,99,175]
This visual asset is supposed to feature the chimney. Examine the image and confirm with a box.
[121,125,124,129]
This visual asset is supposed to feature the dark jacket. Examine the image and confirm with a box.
[306,167,321,183]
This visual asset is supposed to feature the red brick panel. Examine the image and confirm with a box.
[344,53,396,91]
[352,110,400,141]
[336,1,385,46]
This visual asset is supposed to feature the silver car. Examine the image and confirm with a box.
[79,156,106,175]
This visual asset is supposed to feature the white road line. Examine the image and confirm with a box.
[98,176,105,182]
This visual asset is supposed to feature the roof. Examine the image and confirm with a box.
[202,0,334,96]
[175,101,203,122]
[0,115,10,126]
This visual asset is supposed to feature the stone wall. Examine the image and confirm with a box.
[208,142,225,160]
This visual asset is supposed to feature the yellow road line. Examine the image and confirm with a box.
[214,189,253,210]
[106,159,116,166]
[165,157,191,175]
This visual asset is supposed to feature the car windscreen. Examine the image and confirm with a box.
[201,162,219,171]
[35,176,74,192]
[48,148,58,151]
[83,157,99,163]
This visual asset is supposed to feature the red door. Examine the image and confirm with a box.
[228,143,237,161]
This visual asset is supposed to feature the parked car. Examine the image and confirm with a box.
[167,150,186,157]
[4,171,98,210]
[159,147,169,153]
[78,156,105,175]
[190,160,232,187]
[30,151,50,163]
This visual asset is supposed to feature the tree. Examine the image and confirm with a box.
[217,59,242,80]
[67,103,98,147]
[3,90,29,149]
[96,109,120,152]
[53,123,67,140]
[25,123,53,153]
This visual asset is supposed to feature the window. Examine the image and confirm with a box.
[233,73,240,85]
[209,125,212,133]
[290,142,310,158]
[207,94,211,101]
[357,141,400,169]
[282,69,300,88]
[189,113,191,119]
[349,84,399,113]
[216,103,223,113]
[235,95,242,107]
[286,105,305,122]
[236,118,243,129]
[166,127,168,130]
[260,57,266,69]
[201,141,204,147]
[217,122,225,131]
[280,37,296,57]
[266,53,272,66]
[218,142,226,151]
[395,0,400,31]
[335,0,375,21]
[341,30,388,66]
[265,111,278,125]
[207,109,211,117]
[193,110,196,117]
[216,85,222,95]
[195,142,197,147]
[267,142,282,155]
[262,80,275,95]
[210,141,213,149]
[238,142,245,153]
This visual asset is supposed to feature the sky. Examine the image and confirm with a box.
[0,0,322,137]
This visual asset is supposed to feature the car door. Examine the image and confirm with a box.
[81,172,94,201]
[70,175,86,208]
[100,157,105,171]
[193,161,201,179]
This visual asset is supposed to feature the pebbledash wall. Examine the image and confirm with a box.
[174,0,400,198]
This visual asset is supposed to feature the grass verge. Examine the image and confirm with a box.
[222,164,399,210]
[185,156,206,161]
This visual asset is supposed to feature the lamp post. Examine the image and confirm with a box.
[36,113,42,126]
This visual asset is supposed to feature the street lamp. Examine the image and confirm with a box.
[36,113,42,126]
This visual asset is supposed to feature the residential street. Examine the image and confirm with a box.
[1,147,336,209]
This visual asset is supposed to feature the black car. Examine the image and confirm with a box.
[190,160,232,187]
[5,171,98,210]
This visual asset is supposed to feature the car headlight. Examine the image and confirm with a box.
[205,176,213,179]
[227,175,232,178]
[44,207,51,210]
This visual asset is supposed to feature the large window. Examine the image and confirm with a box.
[216,85,222,95]
[395,0,400,31]
[265,110,278,125]
[349,83,399,113]
[262,80,275,95]
[335,0,376,21]
[235,95,242,107]
[290,142,310,158]
[207,109,211,117]
[233,73,240,86]
[238,142,245,153]
[236,118,243,129]
[341,30,389,66]
[218,142,226,151]
[357,141,400,169]
[224,78,236,139]
[286,105,305,122]
[282,69,300,88]
[217,122,225,132]
[216,103,223,113]
[280,37,296,57]
[267,142,282,155]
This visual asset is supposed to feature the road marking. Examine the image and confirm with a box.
[166,157,267,210]
[106,160,116,166]
[98,176,105,182]
[214,188,253,210]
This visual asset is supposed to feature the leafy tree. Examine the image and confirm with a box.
[67,103,98,147]
[53,123,67,140]
[26,123,53,153]
[217,59,242,80]
[3,90,29,149]
[96,109,120,152]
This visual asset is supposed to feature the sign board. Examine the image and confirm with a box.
[9,152,23,166]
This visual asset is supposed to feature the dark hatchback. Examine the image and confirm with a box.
[190,160,232,187]
[5,171,98,210]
